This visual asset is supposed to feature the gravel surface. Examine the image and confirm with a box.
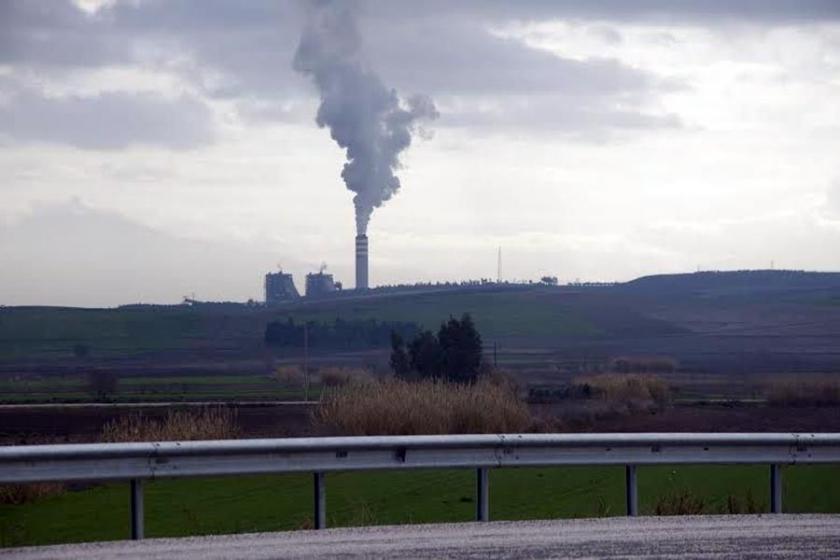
[4,515,840,559]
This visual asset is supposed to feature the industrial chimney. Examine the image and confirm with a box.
[355,234,369,290]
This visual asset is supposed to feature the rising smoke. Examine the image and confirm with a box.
[293,1,438,235]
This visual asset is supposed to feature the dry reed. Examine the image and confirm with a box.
[101,407,239,442]
[765,375,840,406]
[315,377,531,435]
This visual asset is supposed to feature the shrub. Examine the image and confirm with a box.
[765,376,840,406]
[654,490,704,515]
[315,377,531,435]
[275,365,306,388]
[101,407,239,442]
[571,373,671,409]
[318,367,374,387]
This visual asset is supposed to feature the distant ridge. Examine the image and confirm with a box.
[623,269,840,293]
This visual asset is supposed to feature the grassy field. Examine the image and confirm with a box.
[0,374,311,404]
[0,289,599,363]
[276,290,599,339]
[2,464,838,547]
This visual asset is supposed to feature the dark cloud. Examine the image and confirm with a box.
[361,19,656,96]
[0,1,132,67]
[3,0,834,144]
[0,87,214,150]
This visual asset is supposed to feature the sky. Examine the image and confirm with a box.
[1,0,839,306]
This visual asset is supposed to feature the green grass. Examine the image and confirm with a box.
[0,374,314,404]
[0,307,208,361]
[273,291,597,340]
[0,289,598,364]
[2,465,838,547]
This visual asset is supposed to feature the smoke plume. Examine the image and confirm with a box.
[293,1,438,235]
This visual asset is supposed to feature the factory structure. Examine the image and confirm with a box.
[355,234,368,290]
[265,237,367,305]
[264,270,299,305]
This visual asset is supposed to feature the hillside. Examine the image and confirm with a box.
[2,270,840,381]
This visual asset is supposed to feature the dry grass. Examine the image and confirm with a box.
[723,490,763,514]
[318,367,374,388]
[101,407,239,442]
[315,377,531,435]
[765,375,840,406]
[571,373,671,409]
[654,489,705,515]
[0,482,64,505]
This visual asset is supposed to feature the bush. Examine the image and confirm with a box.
[315,377,531,435]
[318,367,373,387]
[275,365,306,388]
[571,373,671,409]
[101,407,239,442]
[765,376,840,406]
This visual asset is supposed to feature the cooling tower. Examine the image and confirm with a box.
[355,234,369,290]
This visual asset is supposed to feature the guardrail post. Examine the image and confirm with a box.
[625,465,638,516]
[770,464,782,513]
[130,479,144,540]
[313,472,326,529]
[475,467,489,521]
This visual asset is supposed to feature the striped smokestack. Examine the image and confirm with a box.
[355,234,368,290]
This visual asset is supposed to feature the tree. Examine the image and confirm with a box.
[391,314,484,383]
[408,330,442,378]
[389,331,411,377]
[438,313,483,383]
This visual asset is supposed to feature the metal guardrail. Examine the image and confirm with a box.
[2,433,839,540]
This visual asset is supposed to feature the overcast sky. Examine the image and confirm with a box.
[1,0,839,306]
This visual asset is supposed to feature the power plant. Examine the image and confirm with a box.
[305,264,340,298]
[355,234,369,290]
[262,239,365,305]
[264,270,299,305]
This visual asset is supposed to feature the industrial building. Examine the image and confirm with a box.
[356,234,369,290]
[306,266,340,298]
[264,271,299,305]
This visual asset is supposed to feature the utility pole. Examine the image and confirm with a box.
[303,323,309,401]
[497,247,502,283]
